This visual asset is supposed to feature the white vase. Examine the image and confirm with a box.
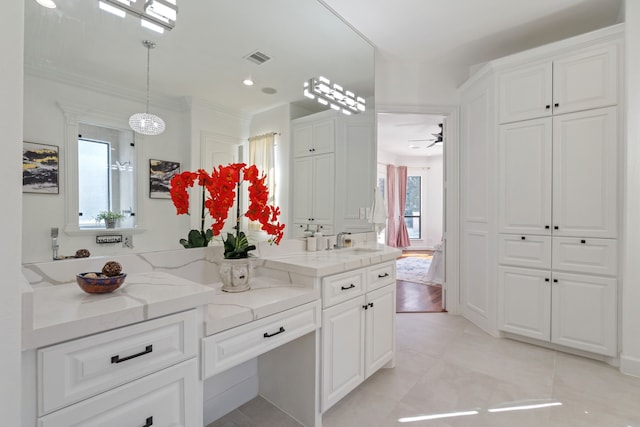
[219,258,252,292]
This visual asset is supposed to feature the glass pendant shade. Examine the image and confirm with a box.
[129,112,165,135]
[130,40,165,136]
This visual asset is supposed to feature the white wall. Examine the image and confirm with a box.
[1,1,23,424]
[622,0,640,377]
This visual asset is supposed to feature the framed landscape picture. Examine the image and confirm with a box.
[149,159,180,199]
[22,141,59,194]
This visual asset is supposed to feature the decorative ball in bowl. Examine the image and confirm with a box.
[76,272,126,294]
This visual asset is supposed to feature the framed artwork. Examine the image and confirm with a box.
[22,141,59,194]
[149,159,180,199]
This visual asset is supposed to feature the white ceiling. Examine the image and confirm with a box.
[25,0,623,158]
[323,0,623,158]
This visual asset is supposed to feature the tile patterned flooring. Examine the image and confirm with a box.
[208,313,640,427]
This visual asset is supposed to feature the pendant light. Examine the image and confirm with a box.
[129,40,166,136]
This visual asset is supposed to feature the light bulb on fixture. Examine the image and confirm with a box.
[303,76,365,115]
[36,0,57,8]
[129,40,166,136]
[243,78,254,86]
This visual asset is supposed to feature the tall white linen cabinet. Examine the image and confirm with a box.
[460,24,623,358]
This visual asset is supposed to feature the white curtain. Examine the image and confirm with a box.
[248,132,276,230]
[386,164,397,247]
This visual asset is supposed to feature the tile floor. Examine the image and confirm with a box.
[208,312,640,427]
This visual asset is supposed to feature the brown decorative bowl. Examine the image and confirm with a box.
[76,272,126,294]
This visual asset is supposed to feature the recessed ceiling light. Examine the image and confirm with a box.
[36,0,56,8]
[243,78,254,86]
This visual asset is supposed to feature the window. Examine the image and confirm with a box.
[404,175,421,239]
[78,138,110,227]
[77,123,136,229]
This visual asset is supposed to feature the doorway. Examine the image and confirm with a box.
[377,111,448,312]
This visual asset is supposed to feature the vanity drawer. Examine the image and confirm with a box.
[322,269,365,308]
[202,300,320,378]
[367,261,395,292]
[38,309,198,416]
[552,237,617,276]
[38,359,199,427]
[498,234,551,269]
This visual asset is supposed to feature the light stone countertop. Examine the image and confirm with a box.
[22,271,216,350]
[22,242,401,349]
[204,276,320,335]
[260,244,401,277]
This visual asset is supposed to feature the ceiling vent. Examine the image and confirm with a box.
[245,50,271,65]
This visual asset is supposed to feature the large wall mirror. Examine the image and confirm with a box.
[23,0,374,263]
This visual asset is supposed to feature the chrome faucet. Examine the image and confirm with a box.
[335,232,351,249]
[51,227,59,260]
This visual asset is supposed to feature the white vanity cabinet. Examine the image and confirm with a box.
[321,261,395,411]
[498,42,618,124]
[35,309,201,426]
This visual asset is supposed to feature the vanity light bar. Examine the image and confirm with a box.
[303,76,365,115]
[99,0,177,32]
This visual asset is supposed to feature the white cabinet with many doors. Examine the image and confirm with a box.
[321,261,395,411]
[494,26,622,359]
[498,42,618,124]
[291,109,375,237]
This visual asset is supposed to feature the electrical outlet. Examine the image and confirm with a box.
[123,235,133,248]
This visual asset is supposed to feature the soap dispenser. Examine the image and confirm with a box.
[315,230,324,250]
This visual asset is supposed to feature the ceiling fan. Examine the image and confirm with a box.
[408,123,443,148]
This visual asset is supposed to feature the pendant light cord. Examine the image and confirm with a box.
[146,42,151,113]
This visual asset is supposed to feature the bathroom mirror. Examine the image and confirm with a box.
[22,0,375,263]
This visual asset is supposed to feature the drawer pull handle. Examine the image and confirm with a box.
[111,345,153,364]
[521,236,526,240]
[363,304,369,310]
[377,273,389,278]
[545,278,550,282]
[264,326,285,338]
[581,239,586,244]
[545,225,550,229]
[142,416,153,427]
[368,302,374,308]
[341,284,355,290]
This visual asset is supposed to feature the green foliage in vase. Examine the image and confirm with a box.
[223,231,256,259]
[180,228,213,248]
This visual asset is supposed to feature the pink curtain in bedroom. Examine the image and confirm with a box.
[386,164,397,247]
[396,166,411,247]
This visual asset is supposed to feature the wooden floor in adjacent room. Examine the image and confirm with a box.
[396,250,445,313]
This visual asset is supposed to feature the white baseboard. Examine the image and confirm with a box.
[620,354,640,378]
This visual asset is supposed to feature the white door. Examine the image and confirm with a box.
[498,62,552,124]
[292,123,314,157]
[551,272,617,356]
[312,153,335,225]
[498,118,553,235]
[552,107,618,238]
[321,296,365,412]
[497,266,551,341]
[364,285,395,378]
[292,157,313,224]
[312,119,336,155]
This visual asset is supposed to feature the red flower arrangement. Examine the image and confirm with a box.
[169,163,285,258]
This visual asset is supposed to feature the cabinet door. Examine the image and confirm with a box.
[551,272,617,356]
[497,266,551,341]
[312,153,335,225]
[364,285,395,379]
[322,295,365,412]
[498,118,552,235]
[552,107,617,238]
[312,119,336,155]
[552,44,618,115]
[498,62,552,123]
[38,359,200,427]
[292,157,313,224]
[292,123,314,157]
